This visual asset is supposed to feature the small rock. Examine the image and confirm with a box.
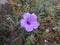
[45,29,49,33]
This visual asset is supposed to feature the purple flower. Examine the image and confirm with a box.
[20,12,40,32]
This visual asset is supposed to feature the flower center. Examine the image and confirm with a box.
[27,21,30,25]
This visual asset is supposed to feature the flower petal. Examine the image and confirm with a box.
[23,12,30,20]
[31,21,40,29]
[25,25,33,32]
[31,13,37,21]
[20,19,26,27]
